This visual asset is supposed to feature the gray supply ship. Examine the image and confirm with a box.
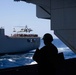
[0,26,40,54]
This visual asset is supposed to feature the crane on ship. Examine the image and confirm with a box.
[13,25,33,33]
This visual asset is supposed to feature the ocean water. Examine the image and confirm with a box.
[0,39,76,69]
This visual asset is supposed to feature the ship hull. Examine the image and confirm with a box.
[0,37,40,54]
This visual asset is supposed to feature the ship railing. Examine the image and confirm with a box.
[11,34,38,38]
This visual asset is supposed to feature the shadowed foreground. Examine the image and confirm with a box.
[0,57,76,75]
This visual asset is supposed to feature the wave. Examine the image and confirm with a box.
[57,47,76,59]
[58,47,70,53]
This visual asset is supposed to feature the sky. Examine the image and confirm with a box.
[0,0,58,38]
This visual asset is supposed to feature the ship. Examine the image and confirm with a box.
[0,26,40,54]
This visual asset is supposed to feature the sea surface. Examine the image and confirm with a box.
[0,39,76,69]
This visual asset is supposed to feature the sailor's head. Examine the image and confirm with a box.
[43,33,53,45]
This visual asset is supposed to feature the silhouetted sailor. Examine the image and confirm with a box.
[33,33,58,75]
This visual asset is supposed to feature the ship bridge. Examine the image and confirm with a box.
[14,0,76,53]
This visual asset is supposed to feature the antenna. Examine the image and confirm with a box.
[13,28,16,32]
